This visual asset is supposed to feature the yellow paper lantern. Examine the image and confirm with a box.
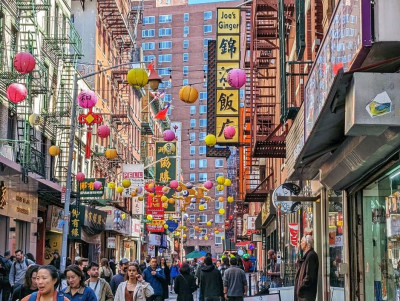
[204,134,217,147]
[164,224,169,229]
[116,186,124,194]
[217,176,225,185]
[49,145,60,157]
[204,235,208,241]
[122,179,131,188]
[179,85,198,104]
[224,179,232,186]
[148,183,155,189]
[221,236,225,240]
[147,214,153,221]
[216,184,224,191]
[183,234,187,238]
[185,228,189,232]
[197,217,201,222]
[206,221,212,227]
[127,68,148,89]
[105,148,118,159]
[163,142,176,154]
[108,182,116,189]
[163,203,168,208]
[215,230,219,234]
[28,113,42,126]
[130,191,137,197]
[218,197,224,202]
[199,204,205,211]
[161,196,168,202]
[219,208,225,215]
[168,198,175,204]
[138,196,144,201]
[195,226,199,231]
[227,196,234,203]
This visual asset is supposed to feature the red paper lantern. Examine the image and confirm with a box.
[229,215,234,220]
[170,180,179,189]
[227,69,246,89]
[93,181,103,190]
[97,125,110,138]
[163,129,176,142]
[76,172,85,182]
[7,83,27,103]
[77,90,97,109]
[13,52,36,74]
[223,126,236,139]
[204,180,213,189]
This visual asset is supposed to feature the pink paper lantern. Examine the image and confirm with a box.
[77,90,97,109]
[163,130,176,142]
[13,52,36,74]
[223,126,236,139]
[170,180,179,189]
[7,83,27,103]
[76,172,85,182]
[204,180,213,189]
[93,180,103,190]
[227,69,246,89]
[97,125,110,138]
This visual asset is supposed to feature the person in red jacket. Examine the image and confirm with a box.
[242,254,253,273]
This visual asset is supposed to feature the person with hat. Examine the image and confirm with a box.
[242,254,253,273]
[267,249,282,288]
[50,251,61,270]
[110,258,129,295]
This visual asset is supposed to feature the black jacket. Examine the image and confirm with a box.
[199,264,223,298]
[50,257,60,270]
[174,273,197,301]
[11,286,37,301]
[294,248,319,301]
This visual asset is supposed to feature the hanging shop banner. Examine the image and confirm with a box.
[289,223,299,247]
[214,7,241,145]
[131,219,141,238]
[155,142,177,185]
[122,164,144,197]
[80,178,105,198]
[131,197,144,215]
[69,205,83,239]
[97,206,131,235]
[247,216,257,230]
[69,205,106,239]
[146,193,165,233]
[107,237,116,249]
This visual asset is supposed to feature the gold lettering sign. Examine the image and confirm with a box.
[217,8,240,34]
[216,90,239,115]
[217,36,240,61]
[217,62,240,88]
[216,116,239,143]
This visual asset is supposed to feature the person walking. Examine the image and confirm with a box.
[159,257,170,300]
[114,263,154,301]
[294,235,319,301]
[142,257,166,301]
[109,257,116,276]
[22,265,68,301]
[223,257,248,301]
[50,252,61,270]
[77,258,90,281]
[0,251,12,301]
[11,265,39,301]
[9,250,35,290]
[169,260,179,293]
[267,250,282,288]
[219,257,229,278]
[62,265,97,301]
[139,256,151,273]
[199,257,223,301]
[85,262,113,301]
[110,258,129,295]
[99,258,113,283]
[174,263,197,301]
[242,254,253,273]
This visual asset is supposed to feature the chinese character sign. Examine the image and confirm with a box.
[146,193,165,233]
[79,178,105,198]
[69,205,82,239]
[155,142,177,185]
[122,164,144,197]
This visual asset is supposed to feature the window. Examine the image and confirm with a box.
[159,28,172,37]
[158,41,172,49]
[164,94,172,102]
[204,11,212,20]
[189,215,195,223]
[190,160,196,169]
[190,173,196,182]
[203,51,208,61]
[215,159,224,168]
[158,68,171,76]
[158,54,172,62]
[215,172,224,180]
[199,215,207,224]
[143,55,155,62]
[203,25,212,34]
[183,26,189,36]
[203,81,207,88]
[142,29,155,38]
[189,228,195,238]
[183,53,189,62]
[215,202,223,210]
[184,13,189,22]
[204,65,208,72]
[199,173,207,182]
[190,119,196,128]
[199,119,207,127]
[142,42,155,50]
[199,105,207,114]
[201,229,207,236]
[199,92,207,101]
[190,132,196,142]
[183,66,189,76]
[167,107,172,116]
[183,79,189,86]
[190,106,196,115]
[143,16,155,24]
[204,38,212,48]
[199,146,206,155]
[215,235,222,245]
[159,14,172,23]
[215,188,224,195]
[188,203,195,211]
[190,146,195,155]
[215,214,224,223]
[183,40,189,49]
[199,132,206,141]
[240,89,245,100]
[199,159,207,169]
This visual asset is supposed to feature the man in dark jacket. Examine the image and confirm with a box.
[199,256,223,301]
[110,258,129,295]
[142,257,166,301]
[49,251,61,270]
[294,235,319,301]
[0,251,12,301]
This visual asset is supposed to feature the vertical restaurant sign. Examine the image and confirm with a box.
[69,205,82,239]
[155,142,177,185]
[146,192,165,233]
[79,178,105,198]
[289,223,299,247]
[215,8,241,144]
[122,164,145,197]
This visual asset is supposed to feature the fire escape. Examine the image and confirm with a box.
[244,0,294,202]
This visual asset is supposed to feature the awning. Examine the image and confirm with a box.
[236,241,251,247]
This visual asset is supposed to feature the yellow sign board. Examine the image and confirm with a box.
[217,62,240,88]
[216,89,239,115]
[216,116,239,143]
[217,35,240,61]
[217,8,240,34]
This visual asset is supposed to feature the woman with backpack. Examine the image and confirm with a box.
[21,265,68,301]
[12,265,39,301]
[174,263,197,301]
[99,258,113,283]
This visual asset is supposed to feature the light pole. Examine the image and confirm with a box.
[60,62,139,272]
